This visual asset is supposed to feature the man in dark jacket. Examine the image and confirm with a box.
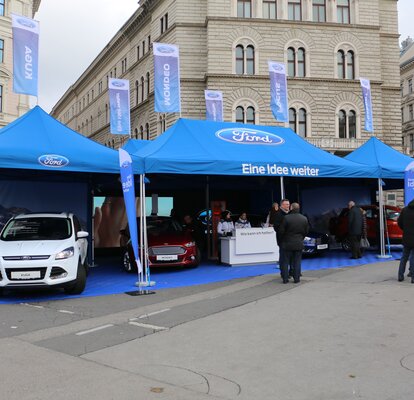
[278,203,309,283]
[348,201,363,259]
[397,199,414,283]
[273,199,290,271]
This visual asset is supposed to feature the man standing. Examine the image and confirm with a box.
[274,199,290,269]
[348,201,363,259]
[279,203,309,283]
[397,199,414,283]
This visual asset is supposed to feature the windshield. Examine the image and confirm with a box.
[147,217,182,234]
[386,209,400,221]
[0,217,72,241]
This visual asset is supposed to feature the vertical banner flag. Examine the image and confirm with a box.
[268,61,289,123]
[109,78,131,135]
[404,161,414,206]
[360,78,374,132]
[205,90,223,121]
[119,149,142,274]
[153,43,181,113]
[11,14,39,96]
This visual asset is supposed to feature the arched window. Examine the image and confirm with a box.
[105,104,108,123]
[90,116,93,133]
[338,109,347,138]
[298,108,307,137]
[246,45,255,75]
[337,50,345,79]
[140,125,144,139]
[289,108,297,132]
[135,80,139,105]
[297,48,305,77]
[146,72,150,96]
[158,114,166,134]
[134,128,138,139]
[348,110,356,138]
[145,123,150,140]
[346,51,354,79]
[235,105,256,124]
[236,45,244,74]
[287,47,296,77]
[141,76,145,102]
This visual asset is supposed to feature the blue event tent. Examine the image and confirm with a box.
[130,119,378,178]
[0,106,140,174]
[122,139,150,155]
[345,137,413,179]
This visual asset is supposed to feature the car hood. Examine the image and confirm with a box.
[0,238,73,257]
[149,231,193,247]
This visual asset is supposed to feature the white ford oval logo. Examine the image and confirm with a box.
[215,128,285,146]
[38,154,70,168]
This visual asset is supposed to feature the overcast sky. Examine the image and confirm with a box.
[35,0,413,112]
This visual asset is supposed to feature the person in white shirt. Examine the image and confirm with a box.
[217,211,235,237]
[235,212,251,229]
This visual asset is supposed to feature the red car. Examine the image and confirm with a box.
[330,205,402,250]
[120,216,200,272]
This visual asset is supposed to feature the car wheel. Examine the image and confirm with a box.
[341,238,351,252]
[64,261,86,295]
[122,249,137,273]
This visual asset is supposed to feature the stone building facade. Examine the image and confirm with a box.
[0,0,40,128]
[401,38,414,156]
[51,0,401,155]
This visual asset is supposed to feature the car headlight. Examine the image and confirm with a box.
[184,241,196,248]
[55,247,75,260]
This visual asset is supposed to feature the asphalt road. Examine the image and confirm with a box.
[1,263,413,399]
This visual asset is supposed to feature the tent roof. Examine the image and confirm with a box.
[345,137,413,179]
[0,106,139,174]
[131,119,378,178]
[122,139,150,154]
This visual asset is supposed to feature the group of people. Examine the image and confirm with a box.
[268,199,309,284]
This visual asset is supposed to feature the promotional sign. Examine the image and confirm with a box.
[109,78,131,135]
[119,149,142,273]
[235,228,277,255]
[405,161,414,206]
[12,14,39,96]
[360,78,374,132]
[153,43,181,113]
[205,90,223,122]
[268,61,289,123]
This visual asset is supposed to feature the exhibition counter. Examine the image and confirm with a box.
[220,227,278,266]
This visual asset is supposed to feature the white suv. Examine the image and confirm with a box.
[0,213,89,295]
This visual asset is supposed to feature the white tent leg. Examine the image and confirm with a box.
[377,178,392,259]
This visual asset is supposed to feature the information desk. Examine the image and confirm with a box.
[220,227,278,266]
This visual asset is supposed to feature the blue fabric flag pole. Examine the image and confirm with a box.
[268,61,289,123]
[119,149,142,280]
[109,79,131,135]
[11,14,39,97]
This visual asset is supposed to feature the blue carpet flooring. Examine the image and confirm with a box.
[0,247,403,304]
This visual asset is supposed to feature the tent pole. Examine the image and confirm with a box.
[377,178,391,258]
[206,175,211,259]
[138,175,144,286]
[280,176,285,200]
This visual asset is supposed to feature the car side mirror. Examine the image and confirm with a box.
[77,231,89,239]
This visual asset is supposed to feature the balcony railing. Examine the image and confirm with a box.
[306,137,366,151]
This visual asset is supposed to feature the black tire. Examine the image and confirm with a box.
[341,238,351,252]
[64,262,86,295]
[122,249,137,273]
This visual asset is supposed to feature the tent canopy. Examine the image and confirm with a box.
[122,139,150,154]
[345,137,413,179]
[131,119,378,178]
[0,106,139,174]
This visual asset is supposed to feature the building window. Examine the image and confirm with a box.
[235,44,256,75]
[145,123,150,140]
[98,81,103,94]
[409,104,414,121]
[289,108,307,137]
[148,35,151,49]
[135,80,139,104]
[235,105,255,124]
[142,40,146,55]
[161,13,169,34]
[312,0,326,22]
[237,0,252,18]
[146,72,150,96]
[338,109,357,138]
[121,57,127,74]
[105,104,108,123]
[288,47,305,77]
[0,0,4,17]
[288,0,302,21]
[409,79,413,94]
[158,114,166,133]
[337,0,350,24]
[140,125,144,139]
[0,84,3,112]
[337,50,354,79]
[263,0,277,19]
[141,76,145,101]
[134,128,138,139]
[246,45,255,74]
[137,45,140,60]
[0,39,3,63]
[411,134,414,152]
[236,45,244,74]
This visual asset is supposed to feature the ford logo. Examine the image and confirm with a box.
[271,63,284,72]
[38,154,69,168]
[17,18,37,29]
[112,81,126,88]
[157,45,175,54]
[216,128,285,146]
[207,93,220,99]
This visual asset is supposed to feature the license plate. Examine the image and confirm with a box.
[11,271,41,280]
[156,255,178,261]
[317,244,328,250]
